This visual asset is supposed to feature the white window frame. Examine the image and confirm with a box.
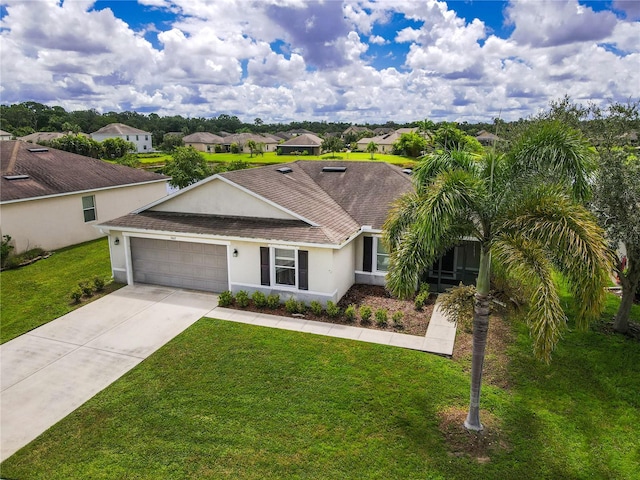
[271,246,298,289]
[373,236,390,273]
[82,195,97,223]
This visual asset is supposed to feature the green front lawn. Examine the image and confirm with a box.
[0,238,115,344]
[2,294,638,478]
[139,150,415,166]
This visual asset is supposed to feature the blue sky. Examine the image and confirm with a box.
[1,0,638,124]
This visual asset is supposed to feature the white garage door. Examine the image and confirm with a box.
[130,237,228,292]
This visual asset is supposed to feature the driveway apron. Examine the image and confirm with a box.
[0,285,218,462]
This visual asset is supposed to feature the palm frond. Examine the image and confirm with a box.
[500,186,613,328]
[491,233,567,362]
[413,149,480,193]
[509,120,596,202]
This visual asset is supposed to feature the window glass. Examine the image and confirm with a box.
[274,248,296,286]
[376,239,389,272]
[82,195,96,222]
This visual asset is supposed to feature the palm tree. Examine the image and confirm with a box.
[383,121,612,431]
[366,141,378,160]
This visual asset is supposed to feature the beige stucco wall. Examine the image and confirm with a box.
[333,240,356,299]
[151,178,296,219]
[0,181,167,252]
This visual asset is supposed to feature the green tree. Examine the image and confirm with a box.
[366,141,378,160]
[163,146,211,189]
[431,123,483,153]
[383,121,611,431]
[322,136,344,156]
[48,134,103,158]
[246,139,257,158]
[393,132,427,157]
[160,134,184,152]
[101,137,136,159]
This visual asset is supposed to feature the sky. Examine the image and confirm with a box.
[1,0,639,124]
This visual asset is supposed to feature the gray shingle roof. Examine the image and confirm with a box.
[183,132,225,143]
[279,133,323,147]
[91,123,149,135]
[1,141,167,202]
[101,160,413,246]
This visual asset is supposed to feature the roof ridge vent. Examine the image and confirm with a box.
[276,167,293,174]
[322,166,347,173]
[27,148,48,153]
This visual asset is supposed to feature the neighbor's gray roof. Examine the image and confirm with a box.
[1,141,167,202]
[221,133,279,145]
[102,160,413,246]
[183,132,225,144]
[279,133,323,147]
[91,123,149,135]
[19,132,79,143]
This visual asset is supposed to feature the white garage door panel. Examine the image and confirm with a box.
[130,237,228,292]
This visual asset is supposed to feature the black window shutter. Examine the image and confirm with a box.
[363,237,373,272]
[298,250,308,290]
[260,247,270,286]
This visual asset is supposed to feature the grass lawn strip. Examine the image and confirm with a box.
[2,296,638,479]
[0,238,118,344]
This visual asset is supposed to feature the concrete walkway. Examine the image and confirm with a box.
[205,299,457,356]
[1,286,456,462]
[0,285,219,462]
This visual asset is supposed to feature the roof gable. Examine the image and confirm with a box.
[91,123,149,135]
[279,133,323,147]
[0,141,167,202]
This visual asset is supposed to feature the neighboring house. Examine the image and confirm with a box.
[475,130,501,146]
[98,161,480,302]
[91,123,153,152]
[373,127,395,135]
[220,133,279,153]
[0,129,13,141]
[183,132,225,152]
[0,141,169,252]
[342,126,372,138]
[278,133,323,155]
[18,131,85,143]
[356,128,420,153]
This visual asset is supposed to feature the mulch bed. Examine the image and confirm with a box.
[230,284,435,336]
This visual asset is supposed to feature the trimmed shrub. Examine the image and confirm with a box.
[310,300,323,316]
[252,291,267,308]
[79,281,93,297]
[93,277,105,292]
[285,297,298,314]
[266,294,280,309]
[414,286,430,311]
[375,308,388,327]
[392,311,404,328]
[326,300,340,318]
[1,235,14,268]
[235,290,250,308]
[344,304,357,323]
[70,287,83,304]
[296,300,306,314]
[218,290,234,307]
[359,305,372,324]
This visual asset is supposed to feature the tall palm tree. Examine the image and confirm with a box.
[383,121,612,431]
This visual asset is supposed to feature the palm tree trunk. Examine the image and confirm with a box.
[464,247,491,431]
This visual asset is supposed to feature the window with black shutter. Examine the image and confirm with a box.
[363,236,373,272]
[260,247,270,285]
[298,250,308,290]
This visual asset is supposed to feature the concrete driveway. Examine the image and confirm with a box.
[0,285,218,462]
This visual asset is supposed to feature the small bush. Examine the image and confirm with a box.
[285,297,299,314]
[235,290,250,308]
[252,291,267,308]
[296,300,306,314]
[414,291,430,311]
[4,256,21,270]
[93,277,105,292]
[344,304,357,323]
[22,247,45,261]
[359,305,372,324]
[218,290,234,307]
[70,287,83,304]
[79,281,93,297]
[1,235,14,267]
[375,308,388,327]
[392,311,404,328]
[326,300,340,318]
[310,300,323,315]
[266,294,280,309]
